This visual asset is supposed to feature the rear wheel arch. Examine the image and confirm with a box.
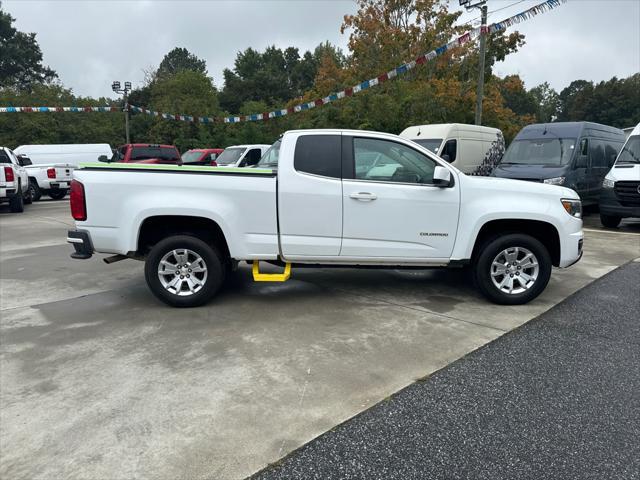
[471,219,561,267]
[136,215,231,261]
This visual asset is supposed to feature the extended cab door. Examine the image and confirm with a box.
[278,133,343,257]
[341,136,460,260]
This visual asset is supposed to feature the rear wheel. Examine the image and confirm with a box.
[48,189,68,200]
[23,183,32,204]
[28,180,41,202]
[9,184,24,213]
[474,234,551,305]
[600,214,621,228]
[144,235,225,307]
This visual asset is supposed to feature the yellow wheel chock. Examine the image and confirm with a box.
[252,261,292,282]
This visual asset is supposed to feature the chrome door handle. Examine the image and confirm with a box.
[349,192,377,201]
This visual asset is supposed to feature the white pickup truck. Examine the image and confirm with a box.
[67,129,584,307]
[1,147,32,212]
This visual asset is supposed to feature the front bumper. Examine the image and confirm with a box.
[67,229,93,259]
[600,188,640,218]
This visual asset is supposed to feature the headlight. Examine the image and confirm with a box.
[602,177,615,189]
[561,198,582,218]
[544,176,566,185]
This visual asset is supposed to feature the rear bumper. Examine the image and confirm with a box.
[67,229,93,259]
[42,180,71,191]
[600,188,640,218]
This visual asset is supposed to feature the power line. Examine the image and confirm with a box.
[466,0,528,25]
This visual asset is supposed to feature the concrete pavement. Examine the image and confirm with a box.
[1,201,639,479]
[255,261,640,480]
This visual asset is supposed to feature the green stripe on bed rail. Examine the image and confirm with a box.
[78,162,275,174]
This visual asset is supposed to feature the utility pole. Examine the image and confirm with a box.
[460,0,488,125]
[112,80,132,143]
[475,4,488,125]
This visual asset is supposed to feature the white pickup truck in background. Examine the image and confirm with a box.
[68,129,584,307]
[15,143,111,200]
[0,147,32,212]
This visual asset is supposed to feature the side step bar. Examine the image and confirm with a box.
[252,261,291,282]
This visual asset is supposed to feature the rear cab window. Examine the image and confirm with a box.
[294,135,341,178]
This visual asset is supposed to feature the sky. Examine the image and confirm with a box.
[4,0,640,102]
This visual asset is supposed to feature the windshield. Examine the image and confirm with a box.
[616,136,640,165]
[216,148,246,166]
[256,140,281,168]
[181,150,204,164]
[501,138,576,166]
[412,138,443,154]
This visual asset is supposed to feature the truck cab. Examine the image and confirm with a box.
[110,144,181,164]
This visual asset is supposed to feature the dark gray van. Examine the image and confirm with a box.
[492,122,625,205]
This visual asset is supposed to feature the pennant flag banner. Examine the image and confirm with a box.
[1,0,566,123]
[0,106,119,113]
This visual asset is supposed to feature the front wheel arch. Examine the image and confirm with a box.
[471,219,561,267]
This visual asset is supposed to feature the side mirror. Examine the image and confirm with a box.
[575,155,588,169]
[98,155,109,163]
[441,154,450,163]
[433,165,452,187]
[210,153,218,161]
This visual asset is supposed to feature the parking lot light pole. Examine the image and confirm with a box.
[112,81,132,144]
[460,0,488,126]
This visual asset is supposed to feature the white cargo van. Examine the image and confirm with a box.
[399,124,504,176]
[14,144,112,200]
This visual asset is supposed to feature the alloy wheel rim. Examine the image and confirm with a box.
[158,249,208,296]
[490,246,539,295]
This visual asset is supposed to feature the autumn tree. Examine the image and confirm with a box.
[0,2,57,91]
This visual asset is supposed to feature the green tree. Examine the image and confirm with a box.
[156,47,207,79]
[0,2,57,90]
[529,82,560,123]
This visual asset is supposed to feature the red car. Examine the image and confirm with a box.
[105,144,182,164]
[181,148,224,166]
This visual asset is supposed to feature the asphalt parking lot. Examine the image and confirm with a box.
[1,199,639,480]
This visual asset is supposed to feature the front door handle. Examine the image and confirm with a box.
[349,192,377,201]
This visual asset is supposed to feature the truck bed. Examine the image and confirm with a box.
[73,163,279,259]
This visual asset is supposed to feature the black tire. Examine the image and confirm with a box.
[600,214,621,228]
[23,183,32,204]
[48,189,68,200]
[144,235,225,307]
[28,179,41,202]
[9,184,24,213]
[473,233,552,305]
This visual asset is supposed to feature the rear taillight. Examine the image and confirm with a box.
[47,168,56,179]
[70,180,86,221]
[4,166,14,182]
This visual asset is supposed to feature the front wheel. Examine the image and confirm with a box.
[600,214,621,228]
[144,235,225,307]
[48,189,68,200]
[474,234,552,305]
